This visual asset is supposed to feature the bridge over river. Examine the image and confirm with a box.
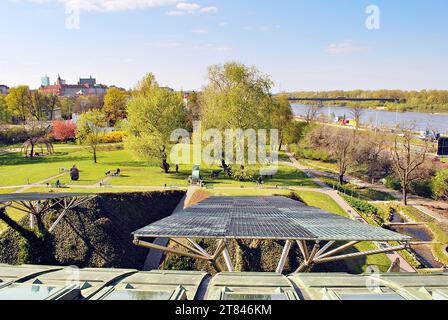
[288,97,402,103]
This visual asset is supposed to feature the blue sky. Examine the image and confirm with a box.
[0,0,447,91]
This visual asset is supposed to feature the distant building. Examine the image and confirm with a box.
[0,85,9,95]
[78,76,96,86]
[41,76,50,87]
[40,75,108,97]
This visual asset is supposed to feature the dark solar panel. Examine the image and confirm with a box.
[133,197,411,241]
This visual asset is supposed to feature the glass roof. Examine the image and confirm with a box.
[133,196,410,241]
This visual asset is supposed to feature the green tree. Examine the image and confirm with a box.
[76,110,107,163]
[201,62,274,132]
[0,95,13,124]
[59,97,75,119]
[5,86,32,122]
[125,73,187,173]
[271,95,293,150]
[103,87,129,126]
[29,91,49,121]
[431,170,448,200]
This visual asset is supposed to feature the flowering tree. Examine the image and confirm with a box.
[52,120,77,142]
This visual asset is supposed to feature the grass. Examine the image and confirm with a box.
[0,144,319,189]
[0,207,27,233]
[322,177,396,201]
[0,188,19,194]
[295,190,350,218]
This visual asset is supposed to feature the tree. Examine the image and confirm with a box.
[350,106,364,131]
[304,105,320,124]
[76,110,107,163]
[356,132,391,183]
[431,170,448,200]
[52,120,77,141]
[5,86,31,122]
[0,95,12,124]
[46,94,60,120]
[59,97,75,119]
[283,121,308,145]
[21,121,52,158]
[103,87,129,126]
[271,96,293,150]
[125,73,187,173]
[307,125,357,184]
[201,62,274,132]
[29,90,49,121]
[391,125,429,205]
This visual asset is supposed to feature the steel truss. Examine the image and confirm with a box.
[5,195,96,232]
[134,237,410,273]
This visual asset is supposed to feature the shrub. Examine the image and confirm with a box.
[99,131,125,143]
[410,179,433,198]
[383,176,401,190]
[300,148,329,161]
[431,170,448,200]
[52,120,77,142]
[232,166,257,182]
[0,126,29,145]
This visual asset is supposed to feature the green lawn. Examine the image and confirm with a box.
[296,190,350,218]
[0,145,319,189]
[0,207,27,233]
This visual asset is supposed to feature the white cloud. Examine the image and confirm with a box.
[12,0,179,12]
[326,40,370,54]
[166,2,217,16]
[154,42,183,48]
[166,10,185,16]
[200,6,217,13]
[190,28,208,34]
[176,2,200,11]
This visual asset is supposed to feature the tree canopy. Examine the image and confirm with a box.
[76,110,107,163]
[201,62,274,132]
[103,87,129,126]
[125,73,187,172]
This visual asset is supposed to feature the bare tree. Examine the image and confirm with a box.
[350,106,364,131]
[307,126,357,184]
[304,105,320,124]
[391,125,429,205]
[356,132,392,183]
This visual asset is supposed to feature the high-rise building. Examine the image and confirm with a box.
[41,76,50,87]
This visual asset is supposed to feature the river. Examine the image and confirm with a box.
[292,104,448,134]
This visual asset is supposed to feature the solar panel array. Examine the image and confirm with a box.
[133,197,410,241]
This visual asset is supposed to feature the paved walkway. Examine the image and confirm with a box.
[13,173,67,193]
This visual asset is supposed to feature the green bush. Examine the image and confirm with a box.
[410,179,433,198]
[232,166,257,182]
[299,148,329,161]
[383,176,401,190]
[431,170,448,200]
[0,126,29,145]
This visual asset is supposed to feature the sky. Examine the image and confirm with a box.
[0,0,447,92]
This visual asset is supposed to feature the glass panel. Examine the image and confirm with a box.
[223,293,288,301]
[102,290,173,300]
[0,284,61,300]
[337,293,404,301]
